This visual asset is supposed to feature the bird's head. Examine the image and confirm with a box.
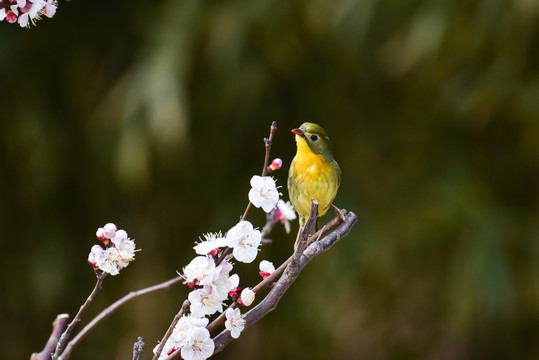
[291,122,334,161]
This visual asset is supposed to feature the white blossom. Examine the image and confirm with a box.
[226,221,262,263]
[170,316,209,348]
[18,0,45,28]
[89,223,137,275]
[210,263,239,301]
[180,327,214,360]
[188,287,224,317]
[95,247,126,276]
[225,307,245,338]
[276,200,297,234]
[193,232,228,255]
[43,0,57,18]
[248,175,279,213]
[183,256,217,287]
[111,232,136,261]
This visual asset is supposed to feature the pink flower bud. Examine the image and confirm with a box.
[96,227,107,241]
[269,158,282,171]
[103,223,117,239]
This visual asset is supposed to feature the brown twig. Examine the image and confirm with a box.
[217,121,278,268]
[157,122,281,360]
[152,300,191,360]
[57,275,184,360]
[132,337,145,360]
[212,209,358,354]
[31,314,70,360]
[52,272,107,360]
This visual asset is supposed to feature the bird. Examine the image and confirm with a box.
[288,122,341,233]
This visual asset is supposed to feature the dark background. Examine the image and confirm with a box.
[1,0,538,359]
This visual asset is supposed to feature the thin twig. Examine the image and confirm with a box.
[31,314,70,360]
[261,121,278,177]
[217,121,278,268]
[212,210,358,353]
[58,275,184,360]
[152,300,191,360]
[261,210,281,244]
[52,272,107,360]
[132,337,145,360]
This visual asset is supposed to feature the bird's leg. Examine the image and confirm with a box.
[331,204,347,223]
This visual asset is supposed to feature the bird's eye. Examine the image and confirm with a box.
[310,134,318,141]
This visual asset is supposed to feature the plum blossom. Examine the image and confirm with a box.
[111,230,136,260]
[188,286,224,317]
[275,200,297,234]
[226,221,262,263]
[0,4,19,23]
[43,0,55,17]
[0,0,58,27]
[17,0,45,27]
[169,316,209,349]
[180,327,214,360]
[225,307,245,338]
[88,223,137,275]
[193,232,228,255]
[210,263,239,301]
[154,316,210,360]
[182,256,217,288]
[248,175,279,213]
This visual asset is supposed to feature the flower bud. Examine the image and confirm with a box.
[269,158,283,171]
[239,288,255,306]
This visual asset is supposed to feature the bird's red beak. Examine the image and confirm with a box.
[291,128,304,137]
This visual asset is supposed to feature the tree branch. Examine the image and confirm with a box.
[52,272,107,360]
[152,300,191,360]
[57,275,184,360]
[218,121,278,267]
[31,314,70,360]
[212,209,358,354]
[132,337,145,360]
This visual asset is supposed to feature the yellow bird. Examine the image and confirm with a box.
[288,122,341,231]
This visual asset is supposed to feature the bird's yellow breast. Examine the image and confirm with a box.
[289,136,339,220]
[292,137,333,182]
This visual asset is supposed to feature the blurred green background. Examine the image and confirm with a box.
[1,0,539,359]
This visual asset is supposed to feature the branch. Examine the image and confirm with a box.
[31,314,70,360]
[206,202,346,335]
[132,337,145,360]
[217,121,278,266]
[240,120,278,221]
[212,209,358,353]
[57,275,184,360]
[152,300,191,360]
[52,272,107,360]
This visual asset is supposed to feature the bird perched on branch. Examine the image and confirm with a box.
[288,122,341,232]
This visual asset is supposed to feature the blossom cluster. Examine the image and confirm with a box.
[154,173,290,360]
[88,223,137,276]
[0,0,57,27]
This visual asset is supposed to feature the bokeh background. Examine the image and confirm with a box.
[1,0,539,359]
